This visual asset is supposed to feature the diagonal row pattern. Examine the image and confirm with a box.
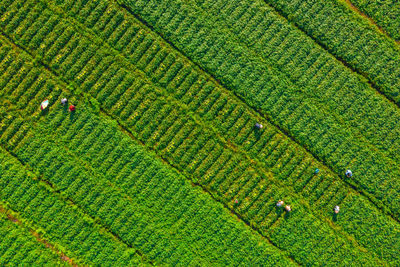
[0,0,399,264]
[0,47,295,265]
[0,148,145,266]
[117,0,400,220]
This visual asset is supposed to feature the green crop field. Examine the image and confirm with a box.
[0,0,399,265]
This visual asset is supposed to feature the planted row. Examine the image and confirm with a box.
[350,0,400,41]
[261,0,400,104]
[189,0,400,166]
[0,17,395,265]
[0,212,68,266]
[0,148,144,266]
[116,0,400,220]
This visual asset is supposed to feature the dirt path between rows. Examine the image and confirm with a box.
[343,0,400,45]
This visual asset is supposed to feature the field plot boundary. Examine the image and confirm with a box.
[0,143,151,266]
[1,0,399,264]
[0,204,74,266]
[115,0,400,224]
[345,0,400,44]
[258,0,400,106]
[0,29,300,266]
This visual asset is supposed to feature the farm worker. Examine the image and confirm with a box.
[277,200,284,207]
[61,98,68,105]
[69,105,76,112]
[234,199,239,204]
[314,168,320,174]
[285,205,291,212]
[40,100,49,110]
[334,206,340,214]
[255,123,263,129]
[345,170,352,178]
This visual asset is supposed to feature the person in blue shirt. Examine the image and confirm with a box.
[255,123,263,129]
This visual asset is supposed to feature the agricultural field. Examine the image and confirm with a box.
[0,0,399,265]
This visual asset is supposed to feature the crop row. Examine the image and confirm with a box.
[46,0,397,226]
[189,0,400,166]
[350,0,400,41]
[0,42,295,264]
[0,209,68,266]
[7,103,382,266]
[0,147,144,266]
[3,0,400,264]
[114,0,400,219]
[0,0,349,235]
[261,0,400,104]
[1,105,295,266]
[0,5,398,264]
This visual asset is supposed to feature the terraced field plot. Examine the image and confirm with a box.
[0,0,399,265]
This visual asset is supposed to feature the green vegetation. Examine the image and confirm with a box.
[0,0,399,264]
[0,148,145,266]
[350,0,400,41]
[0,211,68,266]
[0,39,294,266]
[262,0,400,104]
[119,0,400,220]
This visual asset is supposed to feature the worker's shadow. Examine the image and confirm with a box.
[62,105,77,120]
[69,111,76,120]
[283,211,292,220]
[274,206,292,220]
[253,128,263,139]
[40,108,49,116]
[275,206,290,220]
[253,127,263,138]
[332,213,338,222]
[275,206,284,216]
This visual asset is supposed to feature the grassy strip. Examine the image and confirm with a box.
[348,0,400,41]
[0,3,394,266]
[0,207,69,266]
[112,0,400,220]
[0,148,146,266]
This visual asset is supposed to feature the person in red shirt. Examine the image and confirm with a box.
[69,105,76,112]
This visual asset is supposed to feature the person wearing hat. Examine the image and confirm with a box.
[334,206,340,214]
[255,123,263,129]
[276,200,284,207]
